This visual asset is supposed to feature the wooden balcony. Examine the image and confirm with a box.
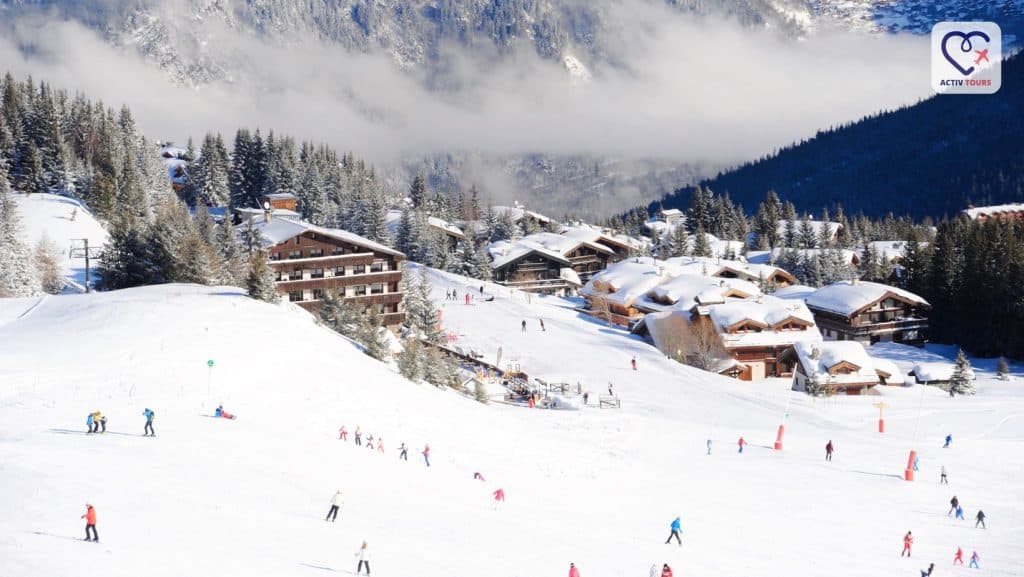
[275,271,402,292]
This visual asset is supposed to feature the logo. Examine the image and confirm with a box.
[932,22,1001,94]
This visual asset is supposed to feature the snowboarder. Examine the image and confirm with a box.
[355,427,362,446]
[474,472,486,481]
[540,318,546,331]
[631,357,638,371]
[955,505,965,520]
[707,439,712,455]
[143,408,155,437]
[940,465,948,484]
[355,541,371,575]
[326,490,343,522]
[422,444,431,467]
[81,504,98,542]
[825,440,834,461]
[921,562,934,576]
[660,564,674,577]
[521,320,527,332]
[493,488,505,508]
[568,562,580,577]
[738,437,746,454]
[665,516,682,546]
[944,434,952,448]
[902,531,913,557]
[968,551,980,569]
[949,496,959,516]
[86,412,94,434]
[954,546,964,565]
[398,443,408,461]
[975,510,985,528]
[339,426,348,441]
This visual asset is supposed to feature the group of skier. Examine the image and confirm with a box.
[338,425,427,465]
[84,408,158,436]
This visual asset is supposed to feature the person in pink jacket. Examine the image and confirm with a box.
[568,562,580,577]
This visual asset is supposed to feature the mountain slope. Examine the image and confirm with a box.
[653,54,1024,219]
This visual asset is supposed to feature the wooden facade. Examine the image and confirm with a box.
[564,244,614,283]
[810,295,928,346]
[492,250,573,295]
[265,229,405,326]
[263,193,298,212]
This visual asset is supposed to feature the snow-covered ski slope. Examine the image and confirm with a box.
[11,192,108,290]
[1,277,1023,577]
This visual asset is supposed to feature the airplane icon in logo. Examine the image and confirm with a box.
[974,49,990,65]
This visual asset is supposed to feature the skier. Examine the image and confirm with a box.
[825,440,834,461]
[143,408,155,437]
[649,564,659,577]
[949,496,959,516]
[377,437,385,454]
[339,426,348,441]
[86,412,94,434]
[540,318,546,331]
[493,488,505,508]
[975,510,985,528]
[422,444,431,467]
[665,516,682,546]
[445,289,451,301]
[955,505,965,520]
[398,443,408,461]
[944,434,952,448]
[913,455,920,471]
[608,383,614,396]
[474,472,486,481]
[921,562,934,576]
[99,413,107,433]
[326,489,343,522]
[452,289,458,301]
[661,564,674,577]
[480,285,484,294]
[707,439,712,455]
[968,551,980,569]
[568,562,580,577]
[521,320,527,332]
[954,546,964,565]
[366,434,375,450]
[631,357,638,371]
[81,503,98,542]
[465,293,470,305]
[355,541,371,575]
[583,392,589,405]
[355,427,362,446]
[940,465,948,484]
[738,437,746,454]
[901,531,913,557]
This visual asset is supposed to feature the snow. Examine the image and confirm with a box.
[488,241,569,271]
[648,274,758,308]
[242,217,405,259]
[427,216,465,239]
[805,280,929,317]
[706,296,822,348]
[793,340,878,384]
[11,193,109,291]
[772,284,816,301]
[774,219,841,241]
[2,268,1024,577]
[962,203,1024,219]
[748,248,859,266]
[867,241,912,263]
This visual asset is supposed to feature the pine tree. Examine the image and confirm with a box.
[229,129,254,209]
[472,240,493,281]
[409,173,427,209]
[692,224,712,257]
[359,306,390,361]
[241,217,263,255]
[468,184,482,221]
[949,349,976,395]
[0,171,42,297]
[395,206,414,255]
[246,251,279,303]
[798,215,816,248]
[213,219,245,286]
[416,266,439,341]
[320,289,361,339]
[397,337,425,382]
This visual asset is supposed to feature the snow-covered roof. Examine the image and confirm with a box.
[772,285,816,301]
[911,362,954,383]
[582,258,666,306]
[707,296,822,349]
[559,268,582,286]
[647,274,759,308]
[793,340,878,385]
[866,241,912,263]
[805,280,929,317]
[488,240,570,271]
[492,205,553,224]
[240,216,405,258]
[870,357,902,380]
[427,217,466,239]
[660,208,684,217]
[264,192,298,200]
[962,203,1024,219]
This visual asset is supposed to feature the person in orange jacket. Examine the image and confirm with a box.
[568,562,580,577]
[81,503,98,542]
[902,531,913,557]
[660,564,674,577]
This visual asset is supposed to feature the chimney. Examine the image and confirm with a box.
[263,201,272,223]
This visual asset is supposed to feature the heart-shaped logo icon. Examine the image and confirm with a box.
[941,30,991,76]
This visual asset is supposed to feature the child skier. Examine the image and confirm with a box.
[825,440,834,461]
[940,465,948,484]
[954,546,964,565]
[98,413,107,433]
[422,444,431,467]
[975,510,986,528]
[398,443,408,461]
[326,489,343,522]
[901,531,913,557]
[377,438,385,454]
[968,551,980,568]
[142,408,155,437]
[665,516,682,546]
[355,541,371,575]
[493,488,505,509]
[81,504,98,542]
[949,495,959,515]
[738,437,746,453]
[86,412,94,434]
[355,427,362,446]
[339,426,348,441]
[521,320,527,332]
[366,434,375,450]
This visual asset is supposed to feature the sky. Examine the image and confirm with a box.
[0,2,934,169]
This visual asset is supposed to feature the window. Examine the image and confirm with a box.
[370,283,384,295]
[313,288,324,300]
[288,250,302,259]
[370,261,384,273]
[274,271,283,282]
[270,252,282,261]
[332,246,345,256]
[353,265,366,274]
[310,248,324,258]
[332,267,346,277]
[288,291,303,302]
[289,270,303,281]
[353,285,367,296]
[310,268,324,279]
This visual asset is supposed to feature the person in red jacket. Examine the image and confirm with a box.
[954,546,964,565]
[738,437,746,453]
[902,531,913,557]
[81,504,98,542]
[660,564,674,577]
[568,562,580,577]
[493,488,505,510]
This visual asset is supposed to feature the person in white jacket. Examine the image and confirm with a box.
[355,541,371,575]
[325,490,343,522]
[649,564,659,577]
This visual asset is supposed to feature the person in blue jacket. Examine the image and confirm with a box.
[142,408,155,436]
[664,516,682,546]
[944,434,952,448]
[86,413,94,434]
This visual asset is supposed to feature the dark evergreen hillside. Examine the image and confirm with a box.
[653,54,1024,220]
